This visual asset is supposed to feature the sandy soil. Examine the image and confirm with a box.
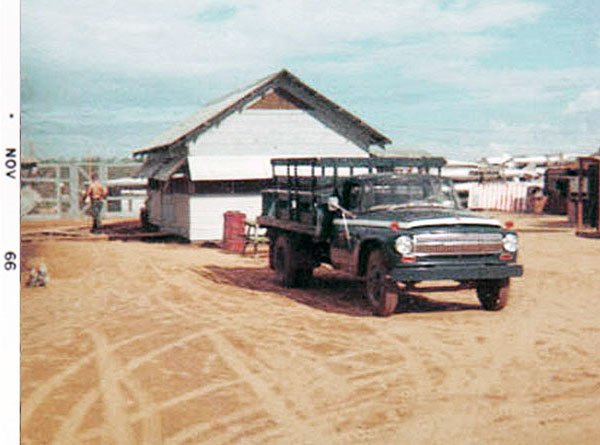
[20,214,600,444]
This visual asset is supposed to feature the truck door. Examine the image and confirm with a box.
[330,180,361,272]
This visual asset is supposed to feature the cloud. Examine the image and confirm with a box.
[484,119,599,155]
[21,0,546,78]
[565,89,600,114]
[32,0,600,160]
[302,34,600,108]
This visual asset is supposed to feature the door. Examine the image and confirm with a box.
[330,180,362,272]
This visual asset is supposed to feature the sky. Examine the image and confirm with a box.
[20,0,600,161]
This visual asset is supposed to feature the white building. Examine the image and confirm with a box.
[134,69,391,240]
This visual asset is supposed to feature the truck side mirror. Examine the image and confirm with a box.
[327,196,340,212]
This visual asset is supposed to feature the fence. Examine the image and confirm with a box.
[467,182,537,213]
[21,161,145,220]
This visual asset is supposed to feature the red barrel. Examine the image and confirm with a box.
[223,211,246,252]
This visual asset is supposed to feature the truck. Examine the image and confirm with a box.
[257,157,523,316]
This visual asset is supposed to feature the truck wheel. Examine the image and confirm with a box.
[366,250,398,317]
[273,235,301,287]
[297,267,313,285]
[476,278,509,311]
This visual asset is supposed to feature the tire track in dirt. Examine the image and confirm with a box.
[80,380,243,443]
[45,256,288,443]
[51,389,100,445]
[204,330,331,444]
[88,329,135,445]
[121,376,163,444]
[73,328,239,443]
[211,312,377,428]
[227,310,415,436]
[21,330,160,428]
[147,262,243,326]
[163,407,268,444]
[53,375,164,445]
[40,325,222,443]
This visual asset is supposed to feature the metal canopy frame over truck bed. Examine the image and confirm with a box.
[259,156,447,236]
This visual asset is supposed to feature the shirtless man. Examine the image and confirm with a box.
[85,173,108,233]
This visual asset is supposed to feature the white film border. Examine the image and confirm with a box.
[0,0,21,441]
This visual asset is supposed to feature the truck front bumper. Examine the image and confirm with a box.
[388,263,523,282]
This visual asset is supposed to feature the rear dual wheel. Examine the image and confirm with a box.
[366,250,398,317]
[273,235,312,288]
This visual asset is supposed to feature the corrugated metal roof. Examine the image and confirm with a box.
[135,154,187,180]
[153,156,187,181]
[135,156,163,178]
[134,69,391,155]
[143,73,279,153]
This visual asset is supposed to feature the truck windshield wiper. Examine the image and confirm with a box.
[366,204,412,212]
[367,202,454,212]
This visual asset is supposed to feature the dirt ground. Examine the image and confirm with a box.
[20,213,600,444]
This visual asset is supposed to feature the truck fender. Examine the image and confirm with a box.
[357,239,383,277]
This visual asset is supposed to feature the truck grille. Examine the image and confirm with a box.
[413,232,503,256]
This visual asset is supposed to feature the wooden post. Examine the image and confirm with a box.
[69,164,79,217]
[99,163,108,184]
[577,158,583,232]
[54,164,60,218]
[596,159,600,233]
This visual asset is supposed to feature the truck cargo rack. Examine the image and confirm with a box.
[270,156,446,174]
[259,156,448,237]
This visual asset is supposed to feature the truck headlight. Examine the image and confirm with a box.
[502,233,518,252]
[395,235,413,255]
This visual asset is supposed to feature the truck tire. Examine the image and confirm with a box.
[366,250,398,317]
[273,235,305,287]
[476,278,509,311]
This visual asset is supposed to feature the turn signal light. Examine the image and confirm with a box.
[500,253,513,261]
[401,256,416,263]
[390,221,400,232]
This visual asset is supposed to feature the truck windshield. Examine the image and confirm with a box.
[365,178,459,211]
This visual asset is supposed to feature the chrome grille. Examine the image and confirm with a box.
[413,232,503,256]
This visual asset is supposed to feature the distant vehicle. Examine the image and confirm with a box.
[257,157,523,316]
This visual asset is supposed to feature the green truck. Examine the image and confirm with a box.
[257,157,523,316]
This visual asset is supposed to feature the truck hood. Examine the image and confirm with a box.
[348,207,502,229]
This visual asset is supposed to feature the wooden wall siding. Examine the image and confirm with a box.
[160,193,190,239]
[248,89,311,110]
[147,190,162,227]
[189,194,262,241]
[188,109,367,158]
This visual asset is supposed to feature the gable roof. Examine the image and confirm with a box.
[134,69,391,156]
